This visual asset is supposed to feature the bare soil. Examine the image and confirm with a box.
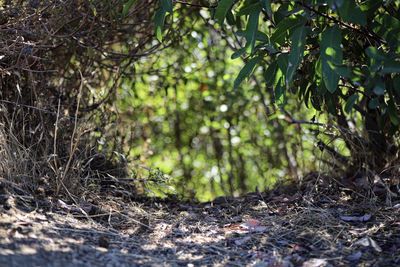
[1,184,399,267]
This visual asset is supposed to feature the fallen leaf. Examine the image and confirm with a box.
[340,214,371,222]
[354,237,382,253]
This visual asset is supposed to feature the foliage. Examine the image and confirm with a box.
[156,0,400,177]
[115,2,324,201]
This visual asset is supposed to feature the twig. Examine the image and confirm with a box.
[54,98,61,193]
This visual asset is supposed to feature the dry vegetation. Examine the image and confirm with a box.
[0,0,158,197]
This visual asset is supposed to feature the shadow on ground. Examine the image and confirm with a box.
[1,188,400,266]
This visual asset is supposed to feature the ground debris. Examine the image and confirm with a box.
[1,190,399,266]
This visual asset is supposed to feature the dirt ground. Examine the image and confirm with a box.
[1,183,399,267]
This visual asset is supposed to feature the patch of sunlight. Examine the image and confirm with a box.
[18,245,37,255]
[325,47,336,57]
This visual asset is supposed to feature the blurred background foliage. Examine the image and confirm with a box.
[112,7,329,201]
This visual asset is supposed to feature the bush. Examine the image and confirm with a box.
[0,0,158,196]
[157,0,400,177]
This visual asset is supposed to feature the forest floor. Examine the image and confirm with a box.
[0,180,399,267]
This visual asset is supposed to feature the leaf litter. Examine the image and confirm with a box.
[1,181,400,266]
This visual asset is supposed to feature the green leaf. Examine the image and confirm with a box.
[365,46,388,72]
[161,0,173,12]
[154,8,167,42]
[271,16,307,46]
[264,61,278,86]
[360,0,383,18]
[320,25,343,93]
[275,77,285,106]
[373,79,385,95]
[365,47,387,61]
[335,0,367,26]
[255,31,269,42]
[153,0,173,42]
[226,10,236,26]
[215,0,235,25]
[236,30,268,42]
[244,9,261,54]
[286,26,308,85]
[260,0,272,18]
[277,53,289,74]
[382,60,400,74]
[122,0,137,17]
[231,47,247,59]
[237,2,261,16]
[345,94,358,113]
[329,63,352,78]
[368,98,380,109]
[325,95,337,115]
[234,57,261,89]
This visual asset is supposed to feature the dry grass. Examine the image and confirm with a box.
[0,0,161,199]
[1,180,399,266]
